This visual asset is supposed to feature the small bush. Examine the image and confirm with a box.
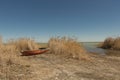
[101,37,114,49]
[113,37,120,50]
[0,37,35,80]
[7,38,40,51]
[99,37,120,50]
[48,37,88,59]
[0,36,3,50]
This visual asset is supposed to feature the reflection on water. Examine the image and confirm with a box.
[83,42,120,56]
[82,42,106,55]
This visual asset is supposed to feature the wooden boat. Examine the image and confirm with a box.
[21,49,49,56]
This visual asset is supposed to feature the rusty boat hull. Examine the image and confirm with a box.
[21,49,49,56]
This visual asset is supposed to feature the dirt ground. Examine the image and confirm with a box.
[16,52,120,80]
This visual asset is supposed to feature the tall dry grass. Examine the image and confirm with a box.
[0,37,39,80]
[0,36,3,49]
[99,37,120,50]
[100,37,114,49]
[113,37,120,50]
[7,38,40,51]
[48,37,88,59]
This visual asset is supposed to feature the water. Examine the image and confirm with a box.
[82,42,120,56]
[82,42,106,55]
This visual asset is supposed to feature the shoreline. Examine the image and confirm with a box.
[0,51,120,80]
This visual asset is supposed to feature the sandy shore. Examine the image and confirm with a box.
[14,52,120,80]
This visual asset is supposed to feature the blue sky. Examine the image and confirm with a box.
[0,0,120,42]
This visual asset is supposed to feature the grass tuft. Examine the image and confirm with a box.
[99,37,120,50]
[0,37,39,79]
[100,37,114,49]
[113,37,120,50]
[48,37,89,59]
[7,38,40,51]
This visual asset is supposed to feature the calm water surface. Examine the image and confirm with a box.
[82,42,120,56]
[82,42,106,55]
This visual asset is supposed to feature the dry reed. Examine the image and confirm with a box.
[48,37,88,59]
[100,37,114,49]
[99,37,120,50]
[0,37,38,79]
[7,38,40,51]
[113,37,120,50]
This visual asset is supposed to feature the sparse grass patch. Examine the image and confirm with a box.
[48,37,89,60]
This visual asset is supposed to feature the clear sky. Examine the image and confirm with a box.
[0,0,120,42]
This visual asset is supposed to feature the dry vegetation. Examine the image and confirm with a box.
[99,37,120,50]
[48,37,89,60]
[113,37,120,50]
[99,37,114,49]
[7,38,40,51]
[0,36,90,79]
[0,37,40,80]
[0,36,120,80]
